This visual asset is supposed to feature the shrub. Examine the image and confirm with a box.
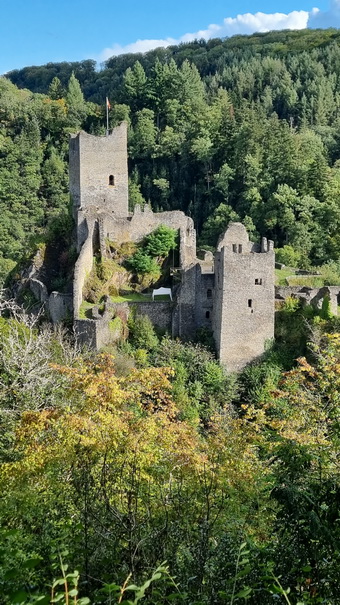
[128,249,160,275]
[275,245,302,267]
[129,315,159,351]
[144,225,177,257]
[320,295,332,320]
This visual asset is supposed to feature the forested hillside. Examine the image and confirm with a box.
[3,28,340,285]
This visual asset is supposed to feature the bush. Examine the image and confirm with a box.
[128,249,160,275]
[152,337,237,421]
[275,245,301,267]
[144,225,177,257]
[129,315,159,351]
[0,257,16,287]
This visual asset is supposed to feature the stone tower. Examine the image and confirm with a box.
[69,122,128,218]
[212,223,275,372]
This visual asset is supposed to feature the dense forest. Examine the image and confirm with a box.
[2,27,340,603]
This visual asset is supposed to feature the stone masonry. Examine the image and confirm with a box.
[213,223,275,371]
[70,123,277,372]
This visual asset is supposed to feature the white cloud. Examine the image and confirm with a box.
[100,38,177,61]
[308,0,340,27]
[98,8,312,62]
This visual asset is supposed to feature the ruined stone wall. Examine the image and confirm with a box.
[196,272,214,330]
[172,264,200,339]
[213,223,275,372]
[276,285,339,315]
[103,205,197,269]
[73,223,95,318]
[29,278,48,304]
[74,318,113,349]
[74,302,172,349]
[70,123,128,218]
[129,302,173,332]
[49,292,73,324]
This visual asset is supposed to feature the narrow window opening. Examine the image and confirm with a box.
[232,244,237,253]
[109,175,115,186]
[238,244,243,253]
[248,299,253,308]
[207,289,212,299]
[205,311,210,319]
[255,278,262,285]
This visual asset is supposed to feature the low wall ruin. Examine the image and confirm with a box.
[275,285,340,315]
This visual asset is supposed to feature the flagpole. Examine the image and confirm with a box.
[106,97,109,135]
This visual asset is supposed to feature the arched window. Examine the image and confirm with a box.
[109,175,115,186]
[207,289,212,299]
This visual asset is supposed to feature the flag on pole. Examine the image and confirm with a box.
[106,97,110,134]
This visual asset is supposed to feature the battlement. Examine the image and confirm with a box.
[217,222,274,254]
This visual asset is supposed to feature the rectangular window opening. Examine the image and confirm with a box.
[255,278,262,285]
[238,244,243,253]
[248,299,253,308]
[232,244,237,253]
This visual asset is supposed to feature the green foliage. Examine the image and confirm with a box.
[144,225,177,257]
[128,249,160,275]
[275,245,302,268]
[65,72,86,127]
[6,30,340,266]
[128,179,146,211]
[128,314,159,351]
[200,204,239,248]
[48,76,64,100]
[320,294,332,320]
[1,313,340,601]
[151,336,236,421]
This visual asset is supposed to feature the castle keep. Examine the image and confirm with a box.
[70,123,275,372]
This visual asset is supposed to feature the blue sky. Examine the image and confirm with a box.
[0,0,336,75]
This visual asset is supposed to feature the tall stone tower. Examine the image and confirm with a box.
[69,122,128,218]
[212,223,275,372]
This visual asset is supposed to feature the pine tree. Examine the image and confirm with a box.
[66,72,86,128]
[48,76,64,100]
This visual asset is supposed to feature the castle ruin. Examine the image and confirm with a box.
[69,122,275,372]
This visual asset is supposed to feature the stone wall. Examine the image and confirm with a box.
[276,285,339,315]
[74,301,172,349]
[102,205,197,269]
[73,223,95,318]
[213,223,275,372]
[74,318,113,349]
[172,264,200,339]
[196,272,214,329]
[70,123,128,219]
[129,301,173,332]
[29,278,48,303]
[49,292,73,324]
